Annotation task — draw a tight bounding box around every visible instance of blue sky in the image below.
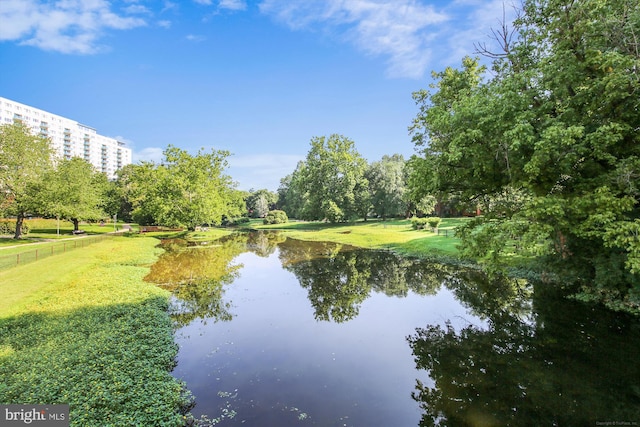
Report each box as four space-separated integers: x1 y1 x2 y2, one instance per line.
0 0 514 191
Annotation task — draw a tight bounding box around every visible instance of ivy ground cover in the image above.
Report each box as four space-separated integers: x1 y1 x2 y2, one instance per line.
0 235 191 426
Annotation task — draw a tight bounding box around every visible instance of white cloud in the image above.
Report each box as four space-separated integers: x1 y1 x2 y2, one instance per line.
193 0 213 5
219 0 247 11
157 20 172 29
228 154 304 191
123 4 151 15
259 0 448 79
258 0 519 79
132 147 164 163
186 34 206 42
161 1 179 13
0 0 147 54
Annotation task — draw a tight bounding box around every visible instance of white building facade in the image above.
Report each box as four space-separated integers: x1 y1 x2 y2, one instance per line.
0 97 132 180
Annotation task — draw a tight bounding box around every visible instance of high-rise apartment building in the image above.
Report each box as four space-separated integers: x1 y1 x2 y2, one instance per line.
0 97 132 180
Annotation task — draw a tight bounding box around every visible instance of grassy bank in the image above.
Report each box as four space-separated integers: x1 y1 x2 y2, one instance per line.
0 218 136 250
254 218 469 258
0 235 191 426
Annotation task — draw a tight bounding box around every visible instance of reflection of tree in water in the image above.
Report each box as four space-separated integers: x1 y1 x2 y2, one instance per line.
445 269 533 320
277 239 370 322
245 231 286 257
278 239 455 322
144 235 249 327
408 282 640 426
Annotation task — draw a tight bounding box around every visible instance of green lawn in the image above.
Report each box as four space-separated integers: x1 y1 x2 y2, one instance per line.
253 217 471 258
0 218 137 247
0 234 191 426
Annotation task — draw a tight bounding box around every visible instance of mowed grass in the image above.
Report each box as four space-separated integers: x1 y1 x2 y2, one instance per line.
0 218 137 249
0 235 191 426
254 217 470 257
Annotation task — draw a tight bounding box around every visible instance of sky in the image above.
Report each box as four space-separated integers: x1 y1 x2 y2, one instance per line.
0 0 515 191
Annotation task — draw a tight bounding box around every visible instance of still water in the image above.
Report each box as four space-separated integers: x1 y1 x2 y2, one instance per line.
145 232 640 426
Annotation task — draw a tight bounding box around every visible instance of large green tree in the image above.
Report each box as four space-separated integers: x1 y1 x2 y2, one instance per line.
410 0 640 312
119 146 242 230
366 154 408 219
277 161 308 219
301 134 370 222
115 162 159 225
39 157 110 231
0 122 54 238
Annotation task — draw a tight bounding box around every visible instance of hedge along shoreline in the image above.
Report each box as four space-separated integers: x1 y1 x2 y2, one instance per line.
0 235 193 426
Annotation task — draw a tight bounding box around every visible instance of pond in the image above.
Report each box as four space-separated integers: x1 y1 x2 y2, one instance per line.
145 232 640 426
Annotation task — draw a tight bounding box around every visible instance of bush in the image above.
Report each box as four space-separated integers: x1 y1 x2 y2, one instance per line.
0 219 30 236
411 217 429 230
263 210 288 225
323 201 345 223
427 217 442 229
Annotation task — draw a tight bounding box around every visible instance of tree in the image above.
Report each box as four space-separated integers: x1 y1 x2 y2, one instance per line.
0 122 54 238
366 154 408 219
246 189 278 218
277 161 308 219
301 134 370 222
100 179 123 220
159 146 243 229
409 0 640 312
39 157 109 231
115 162 160 226
119 146 242 230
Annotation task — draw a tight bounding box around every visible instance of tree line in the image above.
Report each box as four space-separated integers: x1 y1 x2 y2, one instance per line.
0 124 435 239
277 134 435 222
0 123 249 238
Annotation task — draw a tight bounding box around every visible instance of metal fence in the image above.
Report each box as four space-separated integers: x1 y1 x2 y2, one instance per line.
0 234 113 270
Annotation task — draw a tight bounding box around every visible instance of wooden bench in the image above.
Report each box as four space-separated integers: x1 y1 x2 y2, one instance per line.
140 226 162 233
140 226 184 233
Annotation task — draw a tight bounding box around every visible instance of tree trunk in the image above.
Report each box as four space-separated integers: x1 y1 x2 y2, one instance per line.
13 212 24 239
72 218 79 231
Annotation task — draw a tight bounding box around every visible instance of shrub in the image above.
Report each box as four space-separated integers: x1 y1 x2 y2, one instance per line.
264 210 288 225
427 217 442 229
411 217 429 230
0 219 29 236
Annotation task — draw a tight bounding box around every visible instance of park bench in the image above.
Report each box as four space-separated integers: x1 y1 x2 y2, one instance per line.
139 226 184 233
140 226 162 233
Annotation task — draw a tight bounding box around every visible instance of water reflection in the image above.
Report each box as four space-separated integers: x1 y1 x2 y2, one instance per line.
408 282 640 426
145 232 640 426
144 235 248 327
278 239 452 322
244 231 287 257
